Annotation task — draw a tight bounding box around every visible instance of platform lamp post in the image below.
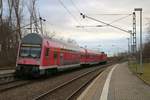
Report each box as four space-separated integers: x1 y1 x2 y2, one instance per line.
134 8 143 74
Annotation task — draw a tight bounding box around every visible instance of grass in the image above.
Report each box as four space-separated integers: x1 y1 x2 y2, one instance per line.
128 61 150 85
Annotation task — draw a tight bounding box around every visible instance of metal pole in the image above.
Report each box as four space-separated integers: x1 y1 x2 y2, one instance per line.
130 32 132 54
39 17 46 36
127 38 130 55
132 12 137 54
127 38 130 64
140 10 143 74
134 8 143 74
40 17 43 35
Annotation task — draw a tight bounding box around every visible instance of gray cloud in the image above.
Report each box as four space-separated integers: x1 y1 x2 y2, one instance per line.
37 0 150 56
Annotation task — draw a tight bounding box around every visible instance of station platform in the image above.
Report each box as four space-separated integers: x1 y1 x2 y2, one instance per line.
0 69 15 75
77 62 150 100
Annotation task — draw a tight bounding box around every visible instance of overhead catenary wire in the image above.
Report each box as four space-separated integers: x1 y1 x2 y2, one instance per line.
80 13 132 34
109 14 132 24
5 18 44 39
57 0 80 25
70 0 81 13
87 13 132 16
76 14 132 28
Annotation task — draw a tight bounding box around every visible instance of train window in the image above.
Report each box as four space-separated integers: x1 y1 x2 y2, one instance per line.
54 51 57 59
81 54 84 58
30 48 41 58
20 47 41 58
45 48 49 56
20 47 30 57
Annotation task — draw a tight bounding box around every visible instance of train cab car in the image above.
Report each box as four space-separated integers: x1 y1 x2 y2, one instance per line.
16 33 82 77
15 33 43 77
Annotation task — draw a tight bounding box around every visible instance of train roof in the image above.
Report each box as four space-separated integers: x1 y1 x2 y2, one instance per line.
21 33 106 55
45 38 81 51
22 33 42 44
86 49 102 55
22 33 82 51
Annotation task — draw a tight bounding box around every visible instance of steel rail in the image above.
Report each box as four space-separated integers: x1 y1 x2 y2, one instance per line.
33 64 110 100
0 80 31 92
65 68 105 100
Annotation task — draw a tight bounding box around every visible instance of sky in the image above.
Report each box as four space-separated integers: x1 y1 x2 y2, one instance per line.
36 0 150 56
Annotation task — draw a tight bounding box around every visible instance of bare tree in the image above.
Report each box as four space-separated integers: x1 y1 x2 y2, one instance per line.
67 38 77 45
0 0 41 66
146 20 150 42
27 0 39 33
0 0 24 66
7 0 14 24
13 0 24 39
0 0 3 22
142 19 150 62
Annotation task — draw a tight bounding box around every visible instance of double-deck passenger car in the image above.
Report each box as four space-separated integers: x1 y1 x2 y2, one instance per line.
16 33 107 77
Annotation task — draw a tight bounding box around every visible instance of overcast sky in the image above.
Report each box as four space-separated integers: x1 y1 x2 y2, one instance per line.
37 0 150 56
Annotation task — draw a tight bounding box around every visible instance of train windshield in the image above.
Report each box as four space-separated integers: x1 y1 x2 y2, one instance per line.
20 47 41 58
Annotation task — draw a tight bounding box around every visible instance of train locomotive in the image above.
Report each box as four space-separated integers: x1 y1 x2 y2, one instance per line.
15 33 107 77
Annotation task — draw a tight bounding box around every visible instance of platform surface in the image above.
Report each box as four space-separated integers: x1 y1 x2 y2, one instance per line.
0 69 15 75
77 63 150 100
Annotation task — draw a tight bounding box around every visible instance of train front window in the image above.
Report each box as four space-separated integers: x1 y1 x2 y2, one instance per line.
20 47 41 58
20 47 30 57
30 48 41 58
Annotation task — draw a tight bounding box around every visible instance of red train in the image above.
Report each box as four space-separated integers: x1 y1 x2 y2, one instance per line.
15 33 107 77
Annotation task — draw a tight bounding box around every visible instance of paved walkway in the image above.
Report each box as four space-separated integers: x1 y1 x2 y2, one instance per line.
77 63 150 100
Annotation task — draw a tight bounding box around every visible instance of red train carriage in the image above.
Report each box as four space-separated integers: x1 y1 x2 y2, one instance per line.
80 49 107 65
100 52 107 64
16 33 107 77
80 48 86 64
16 33 82 77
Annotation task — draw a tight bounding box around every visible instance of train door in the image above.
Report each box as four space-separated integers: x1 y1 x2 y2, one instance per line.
45 48 50 65
54 49 58 65
60 52 63 65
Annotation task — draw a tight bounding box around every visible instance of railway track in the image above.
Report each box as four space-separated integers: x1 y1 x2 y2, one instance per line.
0 79 31 92
0 72 14 78
0 67 15 70
0 63 112 100
0 71 32 93
33 65 108 100
0 72 15 84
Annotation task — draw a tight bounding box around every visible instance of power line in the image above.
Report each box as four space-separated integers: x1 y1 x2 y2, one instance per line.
70 0 81 13
76 14 132 28
57 0 80 25
76 25 104 28
6 18 45 39
109 14 132 24
80 13 131 34
87 13 132 16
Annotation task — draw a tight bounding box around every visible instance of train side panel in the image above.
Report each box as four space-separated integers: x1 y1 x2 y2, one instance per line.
16 33 107 77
